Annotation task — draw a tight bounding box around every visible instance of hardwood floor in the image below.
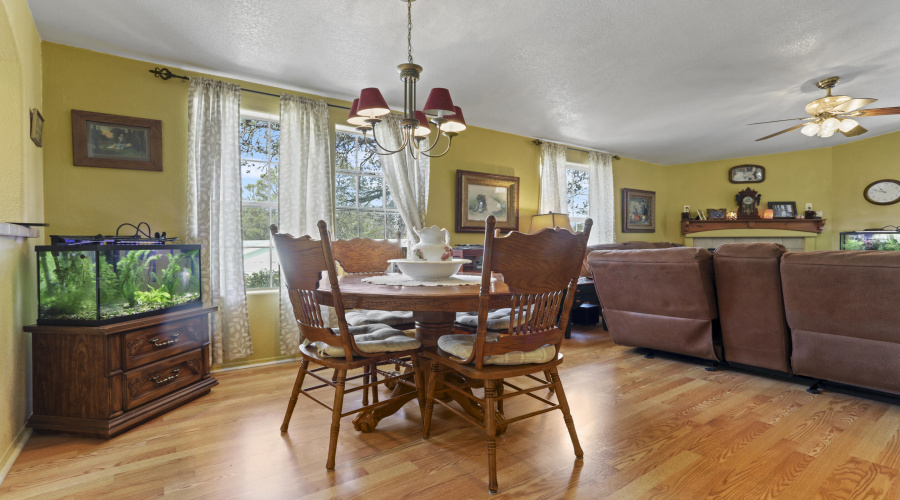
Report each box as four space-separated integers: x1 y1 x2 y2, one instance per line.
4 325 900 499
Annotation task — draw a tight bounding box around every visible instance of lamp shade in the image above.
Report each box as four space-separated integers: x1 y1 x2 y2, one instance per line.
357 88 391 118
423 88 455 117
529 212 573 233
441 106 467 133
839 118 859 133
763 209 774 219
347 99 369 127
413 110 431 137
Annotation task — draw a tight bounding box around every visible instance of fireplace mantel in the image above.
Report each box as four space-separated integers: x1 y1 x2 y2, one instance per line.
682 219 826 235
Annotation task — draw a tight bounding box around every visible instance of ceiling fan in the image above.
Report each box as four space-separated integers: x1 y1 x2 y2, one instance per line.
751 76 900 141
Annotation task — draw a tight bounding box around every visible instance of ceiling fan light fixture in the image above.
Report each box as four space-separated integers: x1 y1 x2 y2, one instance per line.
801 122 820 137
838 118 859 133
818 127 835 138
821 117 841 132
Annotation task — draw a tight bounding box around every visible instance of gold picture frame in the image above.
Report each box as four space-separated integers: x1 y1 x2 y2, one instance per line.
456 170 520 233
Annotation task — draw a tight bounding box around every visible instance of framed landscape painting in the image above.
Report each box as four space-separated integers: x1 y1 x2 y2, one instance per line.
622 188 656 233
72 110 162 171
456 170 519 233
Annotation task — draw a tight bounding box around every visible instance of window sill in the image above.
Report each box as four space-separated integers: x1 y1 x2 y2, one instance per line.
247 288 279 296
0 223 40 239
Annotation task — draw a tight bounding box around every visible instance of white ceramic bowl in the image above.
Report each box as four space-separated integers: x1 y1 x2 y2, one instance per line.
388 258 471 281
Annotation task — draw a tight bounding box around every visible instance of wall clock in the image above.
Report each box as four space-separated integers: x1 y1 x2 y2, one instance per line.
864 179 900 205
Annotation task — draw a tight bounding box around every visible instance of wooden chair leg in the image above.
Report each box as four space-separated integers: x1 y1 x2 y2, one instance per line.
497 379 504 414
281 359 310 433
371 364 379 404
544 370 556 393
362 364 370 406
326 369 347 471
411 352 426 424
423 361 440 439
484 379 499 494
550 366 583 458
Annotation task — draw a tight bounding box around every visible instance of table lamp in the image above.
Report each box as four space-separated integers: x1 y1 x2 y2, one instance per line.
529 212 573 233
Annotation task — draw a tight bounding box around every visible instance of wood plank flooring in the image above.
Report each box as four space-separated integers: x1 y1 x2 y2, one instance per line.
4 325 900 499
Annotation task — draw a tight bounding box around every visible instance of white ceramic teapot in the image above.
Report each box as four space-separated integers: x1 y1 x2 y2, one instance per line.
410 226 453 261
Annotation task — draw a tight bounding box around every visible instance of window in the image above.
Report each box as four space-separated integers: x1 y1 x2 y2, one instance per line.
240 117 280 289
565 163 589 232
334 128 405 240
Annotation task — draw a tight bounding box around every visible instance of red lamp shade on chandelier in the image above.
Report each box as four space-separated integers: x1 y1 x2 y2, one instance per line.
423 88 455 117
441 106 467 133
346 99 368 127
356 88 391 118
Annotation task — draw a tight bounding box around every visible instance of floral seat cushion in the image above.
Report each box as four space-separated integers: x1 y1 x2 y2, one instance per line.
313 324 421 358
345 309 414 327
455 308 513 331
437 332 556 366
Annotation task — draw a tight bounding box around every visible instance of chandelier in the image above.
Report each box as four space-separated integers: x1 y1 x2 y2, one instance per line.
346 0 466 158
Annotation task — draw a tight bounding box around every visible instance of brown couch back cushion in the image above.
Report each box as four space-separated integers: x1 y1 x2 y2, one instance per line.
588 247 720 361
580 241 682 277
714 243 790 373
781 250 900 393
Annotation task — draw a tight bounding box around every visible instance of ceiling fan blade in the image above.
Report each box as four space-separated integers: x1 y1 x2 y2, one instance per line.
857 106 900 117
840 124 868 137
831 98 877 113
755 123 806 141
748 117 810 125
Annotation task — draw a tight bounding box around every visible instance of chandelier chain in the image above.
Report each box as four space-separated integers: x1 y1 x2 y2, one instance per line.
407 0 413 64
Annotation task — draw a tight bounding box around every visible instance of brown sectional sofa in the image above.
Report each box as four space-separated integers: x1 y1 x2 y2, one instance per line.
587 243 900 398
580 241 682 278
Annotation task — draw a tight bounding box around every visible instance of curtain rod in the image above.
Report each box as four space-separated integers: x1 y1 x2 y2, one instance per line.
149 67 352 110
531 139 620 160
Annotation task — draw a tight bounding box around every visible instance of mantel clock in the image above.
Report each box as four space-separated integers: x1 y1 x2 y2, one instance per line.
735 188 762 219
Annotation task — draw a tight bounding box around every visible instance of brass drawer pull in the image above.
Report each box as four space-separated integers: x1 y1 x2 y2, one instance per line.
148 333 180 348
150 368 181 385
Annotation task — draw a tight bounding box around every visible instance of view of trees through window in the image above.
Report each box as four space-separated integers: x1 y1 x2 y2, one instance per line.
334 130 404 240
240 118 280 289
566 166 589 231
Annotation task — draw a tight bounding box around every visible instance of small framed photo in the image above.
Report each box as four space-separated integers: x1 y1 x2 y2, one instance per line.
706 208 727 220
456 170 520 233
622 188 656 233
30 108 44 147
729 164 765 183
71 110 162 171
768 201 797 219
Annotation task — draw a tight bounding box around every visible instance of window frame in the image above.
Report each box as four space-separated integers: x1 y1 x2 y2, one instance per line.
240 113 280 290
565 162 590 232
333 125 404 240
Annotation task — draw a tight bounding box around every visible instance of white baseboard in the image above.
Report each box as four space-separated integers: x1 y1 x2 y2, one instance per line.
0 426 32 486
212 356 300 374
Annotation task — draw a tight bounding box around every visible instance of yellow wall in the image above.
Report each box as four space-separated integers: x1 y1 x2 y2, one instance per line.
40 43 665 365
664 131 900 250
0 0 42 476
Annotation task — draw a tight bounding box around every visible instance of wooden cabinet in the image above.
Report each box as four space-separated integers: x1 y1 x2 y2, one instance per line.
24 307 218 438
452 247 484 273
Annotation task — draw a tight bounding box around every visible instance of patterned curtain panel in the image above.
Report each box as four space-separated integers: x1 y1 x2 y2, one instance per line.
373 113 430 242
588 151 615 244
539 141 568 214
278 94 334 355
186 77 252 364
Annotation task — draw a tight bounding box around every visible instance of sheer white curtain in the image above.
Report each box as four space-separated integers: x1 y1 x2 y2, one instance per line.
373 113 430 242
588 151 615 244
186 77 252 364
278 94 334 355
539 141 568 215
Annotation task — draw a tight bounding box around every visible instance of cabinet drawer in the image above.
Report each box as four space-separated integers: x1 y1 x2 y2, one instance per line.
123 316 205 370
124 349 203 410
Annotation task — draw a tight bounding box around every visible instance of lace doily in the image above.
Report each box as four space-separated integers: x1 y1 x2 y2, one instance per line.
362 273 494 287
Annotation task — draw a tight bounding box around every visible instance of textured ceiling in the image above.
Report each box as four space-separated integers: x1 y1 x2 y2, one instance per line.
27 0 900 165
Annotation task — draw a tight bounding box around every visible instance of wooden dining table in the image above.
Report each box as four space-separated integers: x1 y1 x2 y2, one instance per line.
316 273 512 432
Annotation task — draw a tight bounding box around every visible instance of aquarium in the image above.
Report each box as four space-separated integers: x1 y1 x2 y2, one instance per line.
840 230 900 251
36 244 202 325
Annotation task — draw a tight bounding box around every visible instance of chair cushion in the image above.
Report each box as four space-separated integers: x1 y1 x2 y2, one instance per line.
455 308 513 331
345 309 414 327
437 333 556 365
314 324 421 358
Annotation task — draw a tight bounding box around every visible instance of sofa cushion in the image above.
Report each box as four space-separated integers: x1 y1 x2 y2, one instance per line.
345 309 414 327
713 243 791 373
580 241 682 277
437 333 556 365
314 324 420 358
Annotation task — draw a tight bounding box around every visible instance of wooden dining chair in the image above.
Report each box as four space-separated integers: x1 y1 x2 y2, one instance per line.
422 215 592 494
271 222 426 470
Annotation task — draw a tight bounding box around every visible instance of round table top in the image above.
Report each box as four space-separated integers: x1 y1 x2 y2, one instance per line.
316 274 512 312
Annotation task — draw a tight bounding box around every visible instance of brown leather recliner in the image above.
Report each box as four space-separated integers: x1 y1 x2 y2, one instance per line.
714 243 791 373
587 247 722 361
580 241 683 278
781 251 900 394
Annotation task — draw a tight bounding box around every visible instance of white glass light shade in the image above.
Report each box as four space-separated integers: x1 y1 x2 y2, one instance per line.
801 122 820 137
838 118 859 133
821 117 841 132
818 127 835 138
